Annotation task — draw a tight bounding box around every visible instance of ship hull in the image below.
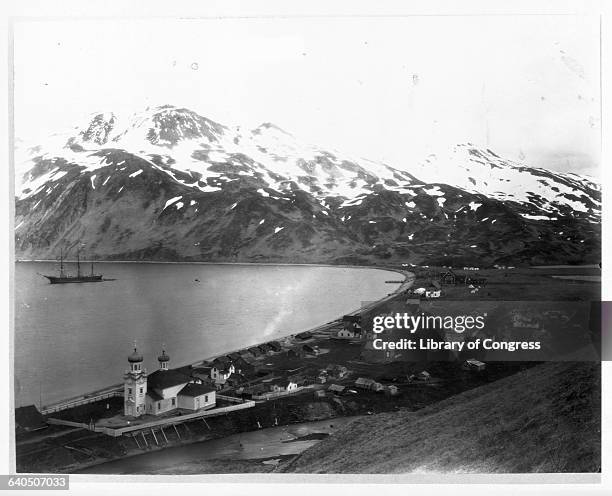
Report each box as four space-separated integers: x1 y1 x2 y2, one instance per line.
44 275 104 284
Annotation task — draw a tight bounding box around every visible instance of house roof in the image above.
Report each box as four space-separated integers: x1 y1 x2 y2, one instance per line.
179 383 216 398
212 356 231 365
15 405 46 432
227 373 247 384
193 366 212 374
466 359 485 366
147 369 191 391
328 384 345 392
355 377 375 385
214 364 234 374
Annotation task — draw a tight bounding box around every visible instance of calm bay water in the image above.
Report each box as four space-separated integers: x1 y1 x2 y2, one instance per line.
15 262 399 407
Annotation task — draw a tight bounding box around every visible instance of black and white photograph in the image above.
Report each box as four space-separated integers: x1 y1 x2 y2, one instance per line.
5 0 610 490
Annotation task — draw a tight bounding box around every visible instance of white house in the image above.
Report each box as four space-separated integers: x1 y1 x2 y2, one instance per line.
337 328 358 339
177 383 216 411
271 380 298 393
211 363 236 385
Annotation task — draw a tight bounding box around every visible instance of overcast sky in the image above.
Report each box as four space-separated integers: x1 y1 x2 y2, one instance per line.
13 15 600 176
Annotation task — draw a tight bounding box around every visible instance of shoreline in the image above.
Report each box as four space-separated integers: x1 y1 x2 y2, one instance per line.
19 265 414 473
34 263 412 413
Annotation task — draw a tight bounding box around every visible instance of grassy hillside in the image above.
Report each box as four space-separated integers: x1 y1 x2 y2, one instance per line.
281 361 600 473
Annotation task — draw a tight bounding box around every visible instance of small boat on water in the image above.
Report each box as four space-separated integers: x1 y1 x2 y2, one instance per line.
42 250 103 284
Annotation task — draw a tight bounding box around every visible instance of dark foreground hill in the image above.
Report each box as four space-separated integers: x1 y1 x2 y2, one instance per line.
281 361 600 473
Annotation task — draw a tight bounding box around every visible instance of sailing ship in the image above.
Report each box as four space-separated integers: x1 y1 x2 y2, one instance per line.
42 250 103 284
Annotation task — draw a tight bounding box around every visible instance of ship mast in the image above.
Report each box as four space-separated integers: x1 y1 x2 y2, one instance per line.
59 249 65 278
76 250 81 278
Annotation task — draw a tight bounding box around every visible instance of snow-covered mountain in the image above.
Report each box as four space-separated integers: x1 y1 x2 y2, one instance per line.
14 105 600 265
413 144 600 222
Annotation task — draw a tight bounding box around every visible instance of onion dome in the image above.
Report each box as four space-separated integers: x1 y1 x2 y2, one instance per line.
128 347 143 363
158 349 170 363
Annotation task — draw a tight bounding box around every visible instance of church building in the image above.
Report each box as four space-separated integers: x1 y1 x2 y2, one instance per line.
124 346 216 418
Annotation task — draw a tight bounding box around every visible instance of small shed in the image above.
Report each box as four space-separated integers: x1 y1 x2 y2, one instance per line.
417 370 431 381
439 269 457 285
425 288 441 299
268 341 282 352
302 344 317 355
287 348 305 359
328 384 346 395
248 347 263 357
462 359 486 372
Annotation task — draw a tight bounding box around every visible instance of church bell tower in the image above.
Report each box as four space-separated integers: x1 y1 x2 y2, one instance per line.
124 345 147 417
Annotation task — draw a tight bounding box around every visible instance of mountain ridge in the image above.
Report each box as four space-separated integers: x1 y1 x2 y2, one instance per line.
14 105 601 265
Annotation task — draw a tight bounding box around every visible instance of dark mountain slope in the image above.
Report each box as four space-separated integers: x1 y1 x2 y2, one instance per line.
281 361 600 473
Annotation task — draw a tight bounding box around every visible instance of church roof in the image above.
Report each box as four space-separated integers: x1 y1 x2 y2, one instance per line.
147 369 190 391
128 347 143 363
179 383 216 398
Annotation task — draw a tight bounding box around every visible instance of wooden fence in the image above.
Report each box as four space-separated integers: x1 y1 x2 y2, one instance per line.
48 400 256 437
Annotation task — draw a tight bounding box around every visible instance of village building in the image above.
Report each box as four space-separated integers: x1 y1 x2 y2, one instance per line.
439 268 459 285
211 363 236 385
425 288 441 298
270 380 298 393
409 370 431 382
462 359 486 372
233 357 258 376
247 347 263 357
287 348 305 359
302 344 318 355
226 372 248 388
337 327 359 339
268 341 282 352
123 347 216 418
191 365 213 383
354 377 384 392
287 374 308 386
325 364 349 379
328 384 346 395
257 343 274 354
